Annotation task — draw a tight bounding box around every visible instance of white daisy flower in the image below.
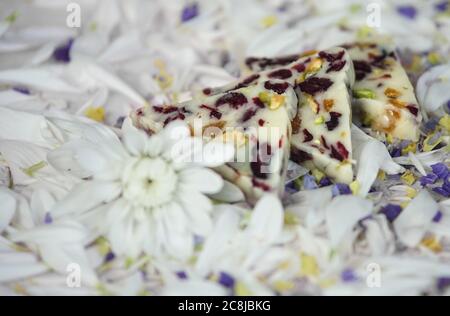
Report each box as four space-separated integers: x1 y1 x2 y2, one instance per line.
49 119 234 260
162 194 299 296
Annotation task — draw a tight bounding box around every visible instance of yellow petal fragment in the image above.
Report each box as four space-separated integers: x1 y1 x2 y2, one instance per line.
84 106 105 122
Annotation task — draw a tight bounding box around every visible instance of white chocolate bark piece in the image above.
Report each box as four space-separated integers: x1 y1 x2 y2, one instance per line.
345 42 422 141
290 49 355 184
132 81 298 204
230 47 355 183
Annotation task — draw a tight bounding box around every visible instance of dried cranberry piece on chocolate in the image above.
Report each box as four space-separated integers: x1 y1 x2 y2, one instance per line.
253 97 265 108
200 104 222 119
264 81 289 94
246 54 299 70
215 92 248 108
292 63 306 72
153 105 179 114
241 108 258 122
303 129 313 142
252 178 271 191
327 60 346 73
353 60 372 81
330 141 349 161
325 111 342 131
235 74 260 89
268 69 293 79
319 50 345 62
290 147 312 164
370 50 389 68
321 135 329 149
250 142 273 179
297 77 333 95
406 104 418 117
163 113 186 127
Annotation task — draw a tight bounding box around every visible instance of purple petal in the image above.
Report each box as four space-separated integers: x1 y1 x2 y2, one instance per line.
218 272 235 288
431 163 449 179
419 173 438 186
105 252 116 262
341 269 357 282
380 204 402 222
319 177 332 187
433 210 443 223
176 271 188 279
181 3 199 22
390 147 402 158
435 1 449 12
332 183 351 197
433 187 450 197
303 174 318 190
53 38 74 63
12 86 30 95
397 5 417 19
44 212 53 224
437 277 450 291
424 118 439 132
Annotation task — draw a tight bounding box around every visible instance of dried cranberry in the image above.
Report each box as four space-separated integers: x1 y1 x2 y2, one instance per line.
243 73 260 85
200 104 222 119
241 108 258 122
245 57 259 69
330 141 349 161
253 97 265 108
291 114 301 134
321 135 329 149
153 105 178 114
319 50 344 62
258 119 265 126
327 60 346 73
181 107 191 114
250 143 273 179
246 54 299 70
250 160 267 179
252 178 271 191
353 60 372 81
370 50 388 68
235 74 260 89
153 106 163 113
203 88 212 95
406 104 418 116
216 92 248 108
290 147 312 164
303 129 313 142
292 63 306 72
297 77 333 95
325 111 342 131
163 113 185 127
268 69 293 79
264 81 289 94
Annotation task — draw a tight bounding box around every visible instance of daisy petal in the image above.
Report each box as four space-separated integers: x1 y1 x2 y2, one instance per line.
51 181 122 218
180 168 223 194
0 188 16 233
326 195 373 247
393 190 438 247
246 194 283 243
208 180 245 203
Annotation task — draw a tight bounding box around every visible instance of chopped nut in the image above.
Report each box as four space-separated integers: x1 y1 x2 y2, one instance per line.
323 99 334 111
384 87 401 98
